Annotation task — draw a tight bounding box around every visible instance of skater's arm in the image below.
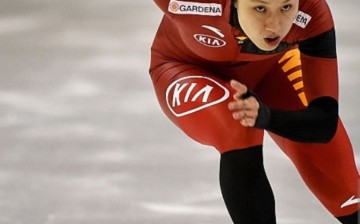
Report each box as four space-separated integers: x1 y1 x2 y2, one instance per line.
265 97 338 143
263 28 339 143
228 81 338 143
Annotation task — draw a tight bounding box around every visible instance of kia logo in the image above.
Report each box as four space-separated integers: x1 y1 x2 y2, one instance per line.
194 34 227 48
166 76 230 117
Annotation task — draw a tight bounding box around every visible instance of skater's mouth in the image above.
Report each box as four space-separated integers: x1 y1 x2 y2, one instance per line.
264 36 280 47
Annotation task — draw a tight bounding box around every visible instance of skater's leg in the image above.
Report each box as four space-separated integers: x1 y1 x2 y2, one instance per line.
337 211 359 224
255 48 360 222
220 146 276 224
269 119 360 221
150 56 265 153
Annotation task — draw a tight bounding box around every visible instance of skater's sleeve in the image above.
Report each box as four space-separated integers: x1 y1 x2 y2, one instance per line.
263 31 339 143
260 97 338 143
287 0 339 103
298 0 338 104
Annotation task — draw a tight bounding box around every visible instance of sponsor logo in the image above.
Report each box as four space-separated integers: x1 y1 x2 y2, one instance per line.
236 36 248 45
168 0 222 16
341 195 360 208
166 76 230 117
201 25 224 37
293 11 312 28
194 34 226 47
194 25 227 48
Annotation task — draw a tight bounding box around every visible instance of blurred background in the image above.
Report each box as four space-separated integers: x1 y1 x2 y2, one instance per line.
0 0 358 223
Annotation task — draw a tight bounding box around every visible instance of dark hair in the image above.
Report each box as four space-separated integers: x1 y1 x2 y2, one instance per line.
230 0 241 29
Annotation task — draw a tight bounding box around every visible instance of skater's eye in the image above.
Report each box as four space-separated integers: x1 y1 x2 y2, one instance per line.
281 4 293 11
255 6 266 13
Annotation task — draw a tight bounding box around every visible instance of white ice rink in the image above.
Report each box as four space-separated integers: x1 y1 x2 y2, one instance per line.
0 0 359 223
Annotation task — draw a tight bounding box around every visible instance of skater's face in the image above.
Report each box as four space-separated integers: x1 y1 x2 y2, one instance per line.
235 0 299 51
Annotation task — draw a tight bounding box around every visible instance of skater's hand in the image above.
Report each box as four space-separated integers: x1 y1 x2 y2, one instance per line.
228 80 259 127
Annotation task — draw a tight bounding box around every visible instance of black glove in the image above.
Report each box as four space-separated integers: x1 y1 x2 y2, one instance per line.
240 90 271 129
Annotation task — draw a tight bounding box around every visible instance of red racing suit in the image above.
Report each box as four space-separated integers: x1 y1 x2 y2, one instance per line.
149 0 359 217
